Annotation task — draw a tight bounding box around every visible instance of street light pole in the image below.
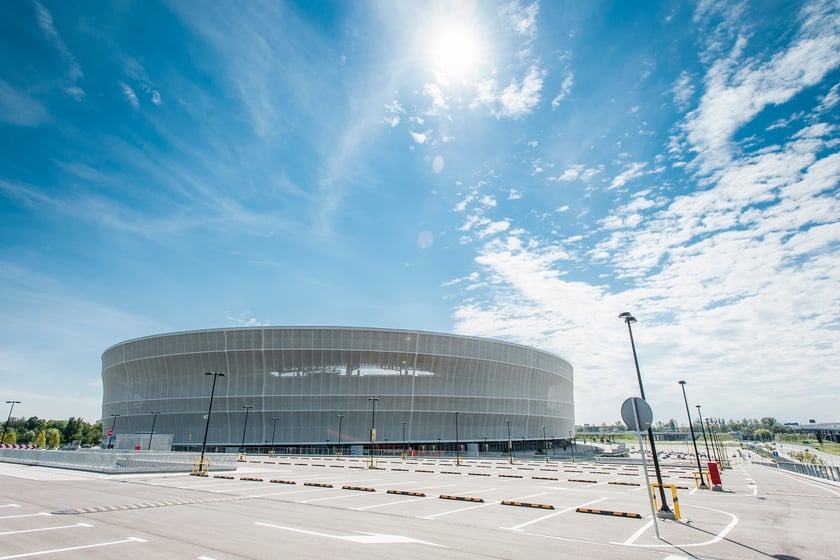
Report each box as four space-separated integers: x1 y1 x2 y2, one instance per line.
401 421 407 459
2 400 21 444
619 312 673 517
706 418 723 464
199 372 225 473
240 405 253 452
270 416 278 450
148 411 160 451
678 381 707 489
336 414 344 456
542 425 548 462
454 411 460 465
505 419 513 464
368 397 379 468
569 430 575 462
696 405 712 461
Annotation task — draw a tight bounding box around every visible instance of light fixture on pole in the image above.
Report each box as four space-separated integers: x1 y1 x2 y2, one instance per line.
368 397 379 468
199 372 225 473
619 311 673 518
2 400 21 444
240 405 254 452
148 411 160 451
678 381 707 489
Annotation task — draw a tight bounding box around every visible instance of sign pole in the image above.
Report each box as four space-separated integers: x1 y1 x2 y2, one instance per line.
633 400 661 540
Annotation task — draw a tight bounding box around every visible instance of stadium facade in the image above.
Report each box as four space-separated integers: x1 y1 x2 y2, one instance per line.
101 327 574 452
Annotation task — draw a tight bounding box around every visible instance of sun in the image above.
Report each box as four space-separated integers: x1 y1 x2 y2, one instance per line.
425 21 486 83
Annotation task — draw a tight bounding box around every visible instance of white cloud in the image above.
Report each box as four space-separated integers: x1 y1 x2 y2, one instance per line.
607 162 648 190
34 1 84 89
551 72 574 108
119 82 140 109
150 90 162 105
473 66 545 119
410 130 430 144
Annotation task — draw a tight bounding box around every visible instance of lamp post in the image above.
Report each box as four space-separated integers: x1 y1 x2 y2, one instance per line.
706 418 723 464
542 425 548 462
148 411 160 451
109 414 120 449
199 372 225 473
240 405 253 452
401 421 407 459
619 312 673 517
368 397 379 468
678 381 707 489
696 405 712 462
270 416 278 450
336 414 344 456
454 411 460 465
2 400 21 444
569 430 575 462
505 419 513 463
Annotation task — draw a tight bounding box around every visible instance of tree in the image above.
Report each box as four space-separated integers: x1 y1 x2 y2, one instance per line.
753 428 773 441
46 428 61 448
2 430 16 444
34 430 46 448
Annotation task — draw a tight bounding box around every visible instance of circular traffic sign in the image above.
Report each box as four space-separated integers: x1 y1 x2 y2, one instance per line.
107 430 113 437
621 397 653 432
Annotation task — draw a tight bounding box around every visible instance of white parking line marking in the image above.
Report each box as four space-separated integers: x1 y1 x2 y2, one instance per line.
504 497 608 532
777 472 840 497
0 522 93 536
418 500 500 519
255 522 446 547
0 536 146 559
618 505 739 548
0 505 20 509
0 513 50 520
352 495 440 511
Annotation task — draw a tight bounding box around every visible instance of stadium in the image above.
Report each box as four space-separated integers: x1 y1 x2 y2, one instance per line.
101 327 574 454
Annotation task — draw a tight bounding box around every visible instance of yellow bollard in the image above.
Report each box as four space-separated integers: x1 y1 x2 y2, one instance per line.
650 483 681 520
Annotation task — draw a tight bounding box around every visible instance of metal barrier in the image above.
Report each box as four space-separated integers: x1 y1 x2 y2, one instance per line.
770 461 840 483
0 449 237 473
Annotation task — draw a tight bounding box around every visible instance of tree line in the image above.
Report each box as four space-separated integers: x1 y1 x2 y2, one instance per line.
1 416 103 447
581 416 794 441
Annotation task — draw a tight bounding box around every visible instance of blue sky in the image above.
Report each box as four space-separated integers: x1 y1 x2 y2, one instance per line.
1 0 838 427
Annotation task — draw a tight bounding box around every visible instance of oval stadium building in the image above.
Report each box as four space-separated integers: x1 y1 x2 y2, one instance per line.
101 327 574 452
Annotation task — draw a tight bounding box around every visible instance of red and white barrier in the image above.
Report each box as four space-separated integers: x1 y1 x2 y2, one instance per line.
0 444 37 449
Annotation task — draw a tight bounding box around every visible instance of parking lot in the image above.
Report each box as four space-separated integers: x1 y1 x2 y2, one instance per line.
1 453 838 559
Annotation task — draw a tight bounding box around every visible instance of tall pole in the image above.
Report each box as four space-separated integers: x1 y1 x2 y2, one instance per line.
569 430 575 462
696 405 712 461
505 419 512 463
454 411 460 465
148 411 160 451
240 405 253 451
336 414 344 456
401 421 407 459
199 372 225 472
270 416 278 449
619 312 672 516
542 425 548 463
368 397 378 468
706 418 722 464
2 401 21 444
678 381 707 489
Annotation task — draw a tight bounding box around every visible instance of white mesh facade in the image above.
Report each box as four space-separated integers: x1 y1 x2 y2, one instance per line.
101 327 574 448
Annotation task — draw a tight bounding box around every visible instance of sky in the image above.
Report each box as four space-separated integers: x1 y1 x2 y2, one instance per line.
0 0 838 428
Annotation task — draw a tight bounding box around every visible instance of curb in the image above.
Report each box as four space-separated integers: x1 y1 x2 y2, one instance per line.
439 494 484 503
303 482 333 488
387 489 426 497
576 507 642 519
501 500 555 509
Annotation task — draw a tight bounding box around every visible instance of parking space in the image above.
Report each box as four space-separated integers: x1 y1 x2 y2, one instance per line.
1 455 838 559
